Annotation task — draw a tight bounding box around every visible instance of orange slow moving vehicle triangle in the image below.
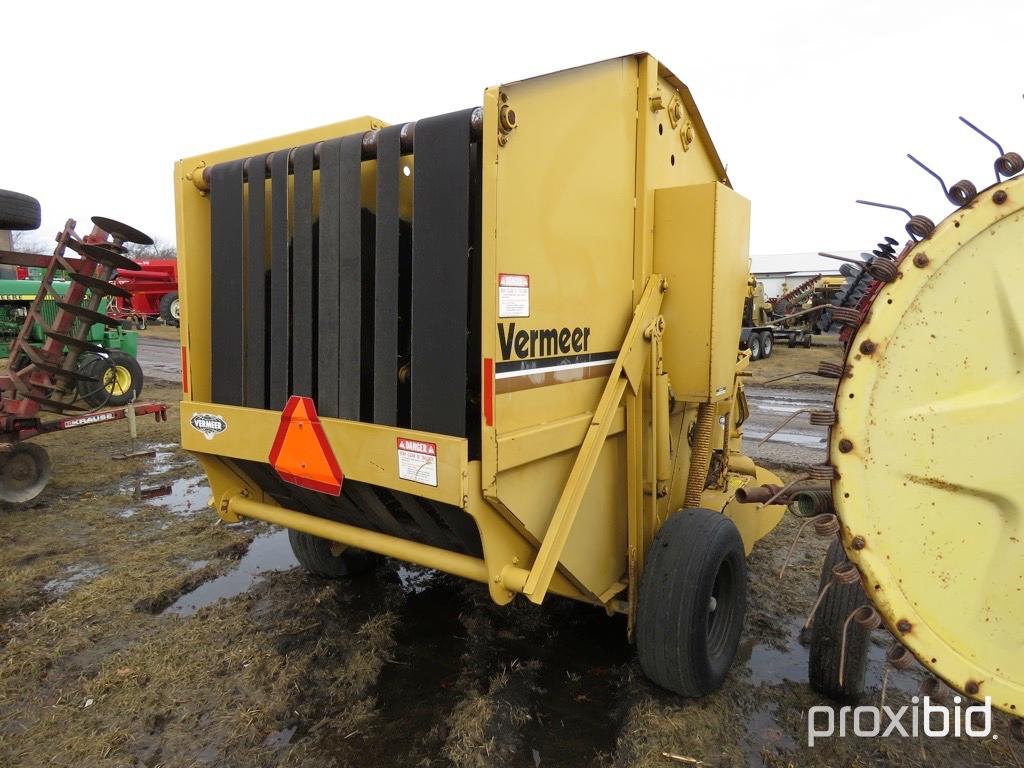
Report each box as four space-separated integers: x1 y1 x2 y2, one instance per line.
268 396 344 496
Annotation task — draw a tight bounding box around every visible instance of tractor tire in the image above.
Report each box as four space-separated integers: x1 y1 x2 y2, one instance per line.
760 331 774 359
637 508 747 697
0 189 41 231
749 334 762 361
808 538 870 703
81 351 144 407
159 291 180 326
287 529 381 578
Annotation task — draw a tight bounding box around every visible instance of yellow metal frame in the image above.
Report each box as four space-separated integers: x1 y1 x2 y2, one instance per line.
834 177 1024 714
174 54 784 625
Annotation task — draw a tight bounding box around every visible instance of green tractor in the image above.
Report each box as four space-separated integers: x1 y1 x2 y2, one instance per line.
0 279 143 407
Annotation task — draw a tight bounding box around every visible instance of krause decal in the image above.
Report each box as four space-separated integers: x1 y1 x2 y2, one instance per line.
397 438 438 487
190 412 227 440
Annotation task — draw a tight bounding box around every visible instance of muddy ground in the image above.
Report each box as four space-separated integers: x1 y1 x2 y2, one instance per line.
0 332 1020 767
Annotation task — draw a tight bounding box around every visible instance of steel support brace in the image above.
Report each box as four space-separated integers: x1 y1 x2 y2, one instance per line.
516 275 666 604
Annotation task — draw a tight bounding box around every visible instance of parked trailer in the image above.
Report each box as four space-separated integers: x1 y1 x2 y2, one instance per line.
108 258 179 328
175 54 789 696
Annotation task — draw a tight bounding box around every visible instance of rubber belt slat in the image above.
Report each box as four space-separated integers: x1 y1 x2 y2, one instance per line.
316 139 342 418
245 153 268 409
373 125 403 426
410 109 474 436
209 159 246 406
268 150 291 409
337 135 364 421
291 144 315 398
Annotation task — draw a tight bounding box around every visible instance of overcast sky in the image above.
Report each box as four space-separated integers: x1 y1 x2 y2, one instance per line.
6 1 1023 260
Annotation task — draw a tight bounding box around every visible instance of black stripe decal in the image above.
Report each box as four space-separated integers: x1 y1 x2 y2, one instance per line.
494 351 618 375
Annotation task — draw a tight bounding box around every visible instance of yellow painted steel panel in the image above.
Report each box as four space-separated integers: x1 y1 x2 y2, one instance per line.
834 178 1024 715
180 401 468 508
653 183 750 403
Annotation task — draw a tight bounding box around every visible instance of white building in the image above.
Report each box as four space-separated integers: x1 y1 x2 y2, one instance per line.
751 251 865 299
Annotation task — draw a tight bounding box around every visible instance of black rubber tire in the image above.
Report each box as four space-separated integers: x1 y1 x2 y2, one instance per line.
759 331 774 359
0 189 41 231
748 334 762 361
287 529 381 578
803 334 813 348
159 292 180 325
808 538 870 703
637 508 748 697
80 350 144 407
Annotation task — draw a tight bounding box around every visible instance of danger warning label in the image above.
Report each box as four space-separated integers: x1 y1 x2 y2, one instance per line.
397 438 438 487
499 273 530 318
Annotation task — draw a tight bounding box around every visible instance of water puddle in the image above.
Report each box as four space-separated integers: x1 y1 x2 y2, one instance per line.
162 530 298 617
396 564 436 594
737 618 924 696
43 563 104 597
143 475 210 513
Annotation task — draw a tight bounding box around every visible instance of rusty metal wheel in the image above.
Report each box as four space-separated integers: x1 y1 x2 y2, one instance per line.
0 443 51 503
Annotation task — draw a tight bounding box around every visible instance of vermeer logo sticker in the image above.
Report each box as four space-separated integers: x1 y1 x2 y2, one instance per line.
190 413 227 440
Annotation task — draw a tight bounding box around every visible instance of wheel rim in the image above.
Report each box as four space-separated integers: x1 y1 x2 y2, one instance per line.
0 444 50 502
170 298 180 319
706 557 736 658
763 336 773 355
104 365 133 395
750 339 760 357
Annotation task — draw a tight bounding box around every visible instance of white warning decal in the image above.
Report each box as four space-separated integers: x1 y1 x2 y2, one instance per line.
397 438 438 487
498 273 530 318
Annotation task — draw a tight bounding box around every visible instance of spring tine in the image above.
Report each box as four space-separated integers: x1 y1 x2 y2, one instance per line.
839 606 881 686
887 643 914 670
818 251 864 266
757 408 810 447
856 199 934 241
959 115 1007 183
920 676 949 704
817 361 844 379
907 153 950 196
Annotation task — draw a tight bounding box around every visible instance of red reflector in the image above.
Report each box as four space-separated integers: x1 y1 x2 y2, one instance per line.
483 357 494 427
268 396 344 496
181 346 189 394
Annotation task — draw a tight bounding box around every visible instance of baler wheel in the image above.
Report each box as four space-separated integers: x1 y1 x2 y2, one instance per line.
808 538 870 702
749 334 762 361
287 529 381 578
760 331 774 359
0 443 51 503
159 292 180 325
80 351 144 408
636 508 747 697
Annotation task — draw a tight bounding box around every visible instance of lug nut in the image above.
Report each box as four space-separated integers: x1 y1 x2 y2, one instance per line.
897 619 912 633
966 680 981 695
994 190 1008 205
913 253 930 268
859 340 876 355
838 438 854 453
851 535 866 550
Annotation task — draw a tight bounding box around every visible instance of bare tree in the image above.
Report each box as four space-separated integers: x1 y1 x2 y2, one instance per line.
10 230 55 255
125 240 176 260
